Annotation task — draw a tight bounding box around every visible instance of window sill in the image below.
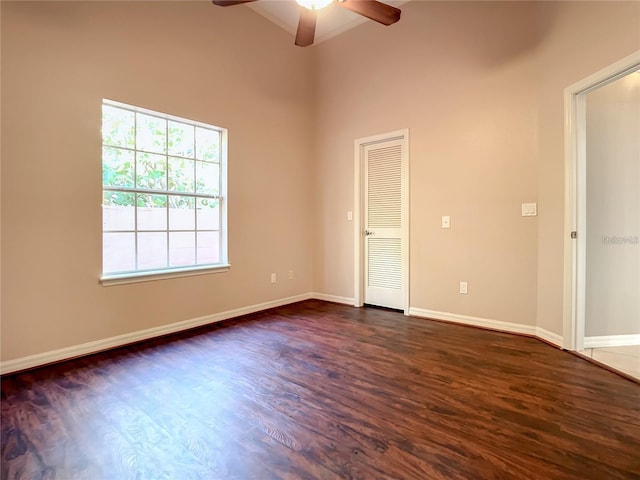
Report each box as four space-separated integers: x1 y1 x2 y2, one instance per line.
100 264 231 286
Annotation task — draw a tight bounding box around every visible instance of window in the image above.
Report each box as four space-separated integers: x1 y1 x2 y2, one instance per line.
101 99 228 284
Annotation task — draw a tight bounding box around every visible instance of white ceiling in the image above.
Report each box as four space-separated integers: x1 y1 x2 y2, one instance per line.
248 0 409 45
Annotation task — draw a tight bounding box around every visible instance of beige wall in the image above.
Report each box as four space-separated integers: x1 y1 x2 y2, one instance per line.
1 1 315 362
2 1 639 364
314 1 640 332
315 1 541 325
585 72 640 337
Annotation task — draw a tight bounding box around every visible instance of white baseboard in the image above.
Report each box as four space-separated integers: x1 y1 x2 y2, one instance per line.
0 293 313 375
310 292 355 305
584 334 640 348
409 307 538 337
409 307 566 348
1 294 566 375
535 327 564 348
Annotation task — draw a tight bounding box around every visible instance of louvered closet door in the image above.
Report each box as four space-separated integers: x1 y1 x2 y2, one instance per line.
364 139 404 309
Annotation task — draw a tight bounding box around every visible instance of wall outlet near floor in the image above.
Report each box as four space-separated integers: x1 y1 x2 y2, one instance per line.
288 270 294 280
459 281 468 294
271 273 277 284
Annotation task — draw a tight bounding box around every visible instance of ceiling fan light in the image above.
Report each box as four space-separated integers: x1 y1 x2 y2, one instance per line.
296 0 332 10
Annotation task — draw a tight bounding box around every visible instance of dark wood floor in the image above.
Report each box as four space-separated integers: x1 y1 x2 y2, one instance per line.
2 300 639 479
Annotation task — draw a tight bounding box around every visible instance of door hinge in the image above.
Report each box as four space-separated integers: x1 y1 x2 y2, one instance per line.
571 231 577 239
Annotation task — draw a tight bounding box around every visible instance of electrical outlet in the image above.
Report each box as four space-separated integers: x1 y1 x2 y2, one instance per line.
459 281 468 294
271 273 276 284
288 270 294 280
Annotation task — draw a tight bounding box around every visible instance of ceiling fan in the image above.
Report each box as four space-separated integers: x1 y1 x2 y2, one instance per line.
211 0 402 47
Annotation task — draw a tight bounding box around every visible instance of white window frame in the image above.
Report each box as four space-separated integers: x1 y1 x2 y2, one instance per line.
100 99 229 286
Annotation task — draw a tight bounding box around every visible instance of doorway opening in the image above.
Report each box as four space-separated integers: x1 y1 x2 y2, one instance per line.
563 52 640 379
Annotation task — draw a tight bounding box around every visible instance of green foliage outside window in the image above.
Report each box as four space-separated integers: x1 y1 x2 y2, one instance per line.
102 105 220 210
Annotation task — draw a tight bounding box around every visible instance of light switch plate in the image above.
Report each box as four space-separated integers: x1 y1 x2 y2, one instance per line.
521 203 537 217
441 215 451 229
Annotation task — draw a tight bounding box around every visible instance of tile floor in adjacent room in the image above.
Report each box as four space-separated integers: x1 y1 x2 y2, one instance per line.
580 345 640 380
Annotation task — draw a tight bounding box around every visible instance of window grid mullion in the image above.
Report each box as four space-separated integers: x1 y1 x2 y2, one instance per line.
134 114 139 271
105 143 215 164
104 186 218 200
194 207 199 267
194 126 199 265
165 120 170 269
105 229 215 234
166 202 170 270
217 142 222 249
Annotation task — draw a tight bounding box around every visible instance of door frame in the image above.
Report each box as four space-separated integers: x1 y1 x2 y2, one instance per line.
562 51 640 350
354 129 410 315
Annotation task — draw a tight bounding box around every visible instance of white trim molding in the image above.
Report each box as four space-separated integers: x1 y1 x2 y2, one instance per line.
584 334 640 349
101 264 231 286
0 293 313 375
409 307 537 336
535 327 564 348
311 293 355 305
409 308 564 347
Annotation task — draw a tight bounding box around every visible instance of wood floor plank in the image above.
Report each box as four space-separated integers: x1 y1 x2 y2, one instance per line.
2 300 639 479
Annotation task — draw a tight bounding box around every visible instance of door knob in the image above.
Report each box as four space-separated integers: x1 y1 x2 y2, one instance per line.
364 230 375 236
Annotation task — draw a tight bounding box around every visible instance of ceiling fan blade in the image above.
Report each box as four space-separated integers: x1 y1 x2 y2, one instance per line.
211 0 258 6
338 0 401 26
295 7 317 47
